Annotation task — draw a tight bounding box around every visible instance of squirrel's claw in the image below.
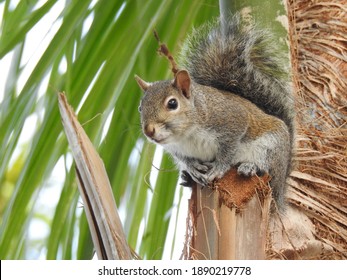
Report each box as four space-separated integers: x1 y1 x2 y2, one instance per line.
180 171 194 187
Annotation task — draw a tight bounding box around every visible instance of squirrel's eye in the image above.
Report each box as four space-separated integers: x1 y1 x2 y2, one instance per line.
138 105 142 112
167 98 178 110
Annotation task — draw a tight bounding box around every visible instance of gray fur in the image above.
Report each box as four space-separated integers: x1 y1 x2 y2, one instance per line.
136 16 294 212
180 15 295 143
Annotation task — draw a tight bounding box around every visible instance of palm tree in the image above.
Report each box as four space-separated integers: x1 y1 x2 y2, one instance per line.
0 0 220 260
1 0 345 260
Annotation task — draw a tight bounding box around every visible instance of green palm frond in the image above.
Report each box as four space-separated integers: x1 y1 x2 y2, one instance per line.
0 0 219 259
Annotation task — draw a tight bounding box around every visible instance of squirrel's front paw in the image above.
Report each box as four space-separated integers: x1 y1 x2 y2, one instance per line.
189 170 209 187
190 160 213 174
183 160 228 187
192 165 226 186
180 171 194 187
187 160 214 186
237 162 266 177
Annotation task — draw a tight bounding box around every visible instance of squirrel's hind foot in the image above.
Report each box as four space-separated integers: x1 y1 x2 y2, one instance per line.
237 162 266 177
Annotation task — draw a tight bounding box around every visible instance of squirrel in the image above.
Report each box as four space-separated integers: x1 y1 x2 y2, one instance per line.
135 15 294 211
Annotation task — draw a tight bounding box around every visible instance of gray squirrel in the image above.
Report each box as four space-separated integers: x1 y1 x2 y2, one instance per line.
135 15 294 211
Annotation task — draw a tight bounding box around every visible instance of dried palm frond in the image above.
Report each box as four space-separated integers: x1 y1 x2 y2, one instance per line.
282 0 347 259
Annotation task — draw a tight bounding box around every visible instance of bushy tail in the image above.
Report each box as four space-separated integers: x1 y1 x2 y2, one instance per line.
180 15 295 136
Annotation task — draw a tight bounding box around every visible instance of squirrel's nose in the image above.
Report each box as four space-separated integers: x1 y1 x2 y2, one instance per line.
144 124 155 138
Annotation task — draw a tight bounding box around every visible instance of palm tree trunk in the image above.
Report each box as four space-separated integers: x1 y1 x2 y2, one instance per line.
189 170 271 260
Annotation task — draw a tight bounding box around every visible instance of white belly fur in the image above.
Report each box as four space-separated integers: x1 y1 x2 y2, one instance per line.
164 127 218 162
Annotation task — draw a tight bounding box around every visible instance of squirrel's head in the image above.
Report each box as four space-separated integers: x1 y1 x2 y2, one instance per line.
135 70 195 145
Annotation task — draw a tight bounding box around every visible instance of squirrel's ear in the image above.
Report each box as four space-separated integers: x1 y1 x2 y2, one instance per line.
135 75 151 92
173 70 191 98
